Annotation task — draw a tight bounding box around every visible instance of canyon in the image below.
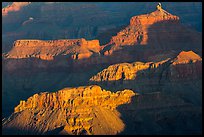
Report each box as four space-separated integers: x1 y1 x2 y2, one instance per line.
2 2 202 135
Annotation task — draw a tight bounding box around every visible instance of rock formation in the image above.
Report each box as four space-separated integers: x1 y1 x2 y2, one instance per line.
4 38 101 60
169 51 202 81
172 50 202 65
2 2 31 16
101 5 179 55
2 85 136 135
91 50 202 81
156 3 162 11
90 51 202 92
101 6 201 56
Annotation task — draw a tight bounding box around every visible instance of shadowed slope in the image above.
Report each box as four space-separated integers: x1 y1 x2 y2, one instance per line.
117 93 202 135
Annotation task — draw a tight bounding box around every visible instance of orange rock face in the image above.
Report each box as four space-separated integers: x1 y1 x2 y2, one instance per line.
172 51 202 65
129 9 179 26
2 2 31 16
3 85 135 135
5 38 101 60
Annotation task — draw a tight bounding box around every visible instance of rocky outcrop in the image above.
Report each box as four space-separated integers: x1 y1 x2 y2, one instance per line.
168 51 202 81
101 6 201 56
90 62 155 82
4 38 101 60
129 8 179 26
2 85 136 135
90 51 202 92
2 2 31 16
102 7 179 56
172 51 202 65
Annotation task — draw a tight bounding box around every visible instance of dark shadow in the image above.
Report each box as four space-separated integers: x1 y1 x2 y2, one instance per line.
2 125 66 135
146 20 202 55
116 92 202 135
44 126 65 135
95 25 127 45
2 127 38 135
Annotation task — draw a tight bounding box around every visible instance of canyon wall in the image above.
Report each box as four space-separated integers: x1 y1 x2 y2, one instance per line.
3 85 135 135
90 51 202 92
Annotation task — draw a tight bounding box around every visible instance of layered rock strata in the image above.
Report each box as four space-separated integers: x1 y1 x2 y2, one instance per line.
2 85 135 135
90 51 202 92
5 38 101 60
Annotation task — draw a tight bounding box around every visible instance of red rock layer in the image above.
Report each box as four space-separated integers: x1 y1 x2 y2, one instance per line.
2 2 31 16
5 38 101 60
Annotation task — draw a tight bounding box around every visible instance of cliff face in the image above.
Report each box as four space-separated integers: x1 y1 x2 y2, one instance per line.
2 85 135 135
112 8 179 46
102 7 201 56
5 38 101 60
129 9 179 26
101 8 179 56
2 2 31 16
2 38 102 72
90 51 202 92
